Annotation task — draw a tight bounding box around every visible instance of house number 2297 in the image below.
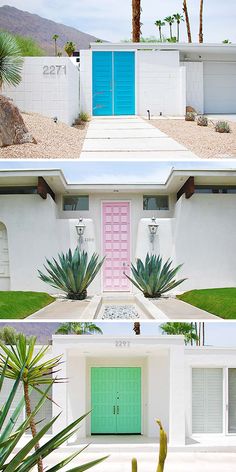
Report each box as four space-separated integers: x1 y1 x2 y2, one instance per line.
115 341 130 348
43 65 66 75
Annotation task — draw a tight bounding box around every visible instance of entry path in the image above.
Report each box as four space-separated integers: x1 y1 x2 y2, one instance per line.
80 116 200 161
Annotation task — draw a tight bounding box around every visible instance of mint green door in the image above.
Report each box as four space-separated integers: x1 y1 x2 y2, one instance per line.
91 367 141 434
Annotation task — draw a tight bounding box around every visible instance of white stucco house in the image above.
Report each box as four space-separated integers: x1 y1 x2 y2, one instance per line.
1 166 236 295
2 43 236 124
2 334 236 447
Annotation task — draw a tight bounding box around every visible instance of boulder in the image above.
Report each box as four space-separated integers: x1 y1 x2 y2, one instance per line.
0 95 36 147
186 105 197 114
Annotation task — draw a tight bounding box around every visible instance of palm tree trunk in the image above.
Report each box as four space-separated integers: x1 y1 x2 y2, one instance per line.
202 322 205 346
199 0 204 43
177 22 180 42
23 382 44 472
159 26 162 41
132 0 141 42
183 0 192 43
54 39 57 56
133 322 141 335
169 24 172 39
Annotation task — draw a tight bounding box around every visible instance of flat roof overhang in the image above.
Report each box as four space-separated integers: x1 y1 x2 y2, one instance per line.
1 168 236 195
89 42 236 55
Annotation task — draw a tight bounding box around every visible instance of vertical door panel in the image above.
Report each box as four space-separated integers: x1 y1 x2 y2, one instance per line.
91 368 117 433
192 368 223 434
116 367 141 433
102 202 130 291
92 52 113 116
114 52 135 115
228 368 236 433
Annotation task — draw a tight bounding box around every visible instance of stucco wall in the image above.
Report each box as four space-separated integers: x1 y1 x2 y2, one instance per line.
173 194 236 290
3 57 80 125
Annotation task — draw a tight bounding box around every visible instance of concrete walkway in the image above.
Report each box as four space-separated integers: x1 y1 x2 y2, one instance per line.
80 116 200 161
152 297 219 320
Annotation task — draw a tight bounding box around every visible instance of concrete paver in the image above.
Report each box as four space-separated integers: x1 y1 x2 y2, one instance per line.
81 116 200 161
152 297 219 320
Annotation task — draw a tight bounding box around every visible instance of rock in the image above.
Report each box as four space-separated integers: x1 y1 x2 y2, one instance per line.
186 105 197 114
0 95 36 147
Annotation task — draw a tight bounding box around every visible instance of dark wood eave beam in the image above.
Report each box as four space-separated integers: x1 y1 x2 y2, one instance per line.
177 176 195 201
37 177 55 201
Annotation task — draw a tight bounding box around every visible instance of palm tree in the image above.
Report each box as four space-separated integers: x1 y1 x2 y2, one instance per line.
164 16 174 39
133 322 141 335
0 334 63 472
199 0 204 43
154 20 165 41
183 0 192 43
64 41 76 57
160 322 199 346
132 0 141 42
52 34 59 56
56 322 103 335
173 13 184 42
0 31 23 90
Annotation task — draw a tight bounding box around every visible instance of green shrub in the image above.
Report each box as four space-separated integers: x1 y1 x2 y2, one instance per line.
125 254 186 298
215 120 231 133
197 115 208 127
38 248 105 300
80 111 90 122
15 34 45 56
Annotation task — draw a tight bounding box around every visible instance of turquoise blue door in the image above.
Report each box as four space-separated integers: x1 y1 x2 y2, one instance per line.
114 52 135 115
91 367 141 434
92 52 135 116
92 52 112 116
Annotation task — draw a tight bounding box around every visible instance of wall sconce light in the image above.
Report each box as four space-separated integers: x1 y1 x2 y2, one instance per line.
148 216 159 250
75 218 86 248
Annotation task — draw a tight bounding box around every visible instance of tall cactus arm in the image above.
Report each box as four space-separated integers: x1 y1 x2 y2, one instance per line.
156 419 167 472
132 457 138 472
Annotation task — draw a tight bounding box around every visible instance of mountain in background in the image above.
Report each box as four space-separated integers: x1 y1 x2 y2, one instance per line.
0 5 103 54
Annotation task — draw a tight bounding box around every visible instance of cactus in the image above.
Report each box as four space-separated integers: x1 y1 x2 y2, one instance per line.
156 420 167 472
132 457 138 472
185 111 196 121
197 115 208 127
215 120 231 133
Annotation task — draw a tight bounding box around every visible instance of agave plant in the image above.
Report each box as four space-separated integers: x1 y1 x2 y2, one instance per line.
0 358 108 471
0 31 23 89
38 248 105 300
125 254 187 298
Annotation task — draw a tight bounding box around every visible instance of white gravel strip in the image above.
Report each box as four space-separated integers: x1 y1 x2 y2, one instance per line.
151 118 236 158
0 112 88 159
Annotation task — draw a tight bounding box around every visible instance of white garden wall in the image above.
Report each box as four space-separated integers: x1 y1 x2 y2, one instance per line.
173 194 236 290
184 62 204 113
3 57 80 125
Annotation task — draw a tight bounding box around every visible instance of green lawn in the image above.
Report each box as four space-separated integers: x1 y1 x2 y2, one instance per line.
177 288 236 319
0 292 55 319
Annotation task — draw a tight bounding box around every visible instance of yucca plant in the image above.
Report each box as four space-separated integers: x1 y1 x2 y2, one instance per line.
0 358 108 471
0 31 23 90
125 254 187 298
38 248 105 300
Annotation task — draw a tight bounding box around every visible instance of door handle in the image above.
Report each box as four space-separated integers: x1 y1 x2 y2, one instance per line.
113 405 116 415
117 405 119 415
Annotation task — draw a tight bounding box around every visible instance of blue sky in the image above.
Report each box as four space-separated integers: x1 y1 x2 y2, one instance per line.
1 160 236 184
1 0 235 43
1 321 236 347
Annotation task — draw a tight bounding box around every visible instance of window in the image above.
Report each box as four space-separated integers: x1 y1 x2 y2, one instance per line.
143 195 169 211
195 186 236 194
0 186 37 194
63 195 89 211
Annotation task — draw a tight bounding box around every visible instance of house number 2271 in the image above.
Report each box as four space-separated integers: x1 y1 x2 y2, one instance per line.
43 65 67 75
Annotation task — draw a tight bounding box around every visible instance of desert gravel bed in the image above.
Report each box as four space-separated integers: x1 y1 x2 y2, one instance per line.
0 112 88 158
150 118 236 158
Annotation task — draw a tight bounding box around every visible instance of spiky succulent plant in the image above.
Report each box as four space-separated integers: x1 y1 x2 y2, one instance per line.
0 32 23 89
125 254 187 298
38 248 105 300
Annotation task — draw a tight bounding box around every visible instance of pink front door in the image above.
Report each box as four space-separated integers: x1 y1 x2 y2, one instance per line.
102 202 131 291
